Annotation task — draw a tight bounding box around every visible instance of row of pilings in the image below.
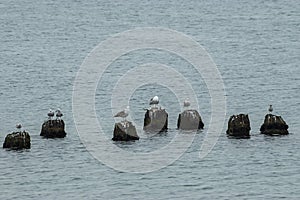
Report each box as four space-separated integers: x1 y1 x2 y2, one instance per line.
112 108 204 141
226 114 289 138
2 119 67 150
114 108 289 141
2 111 290 149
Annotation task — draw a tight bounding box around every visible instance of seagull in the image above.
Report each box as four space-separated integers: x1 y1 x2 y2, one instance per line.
55 109 63 120
16 123 22 132
114 106 129 121
183 98 191 109
268 105 273 113
48 109 55 120
149 96 159 108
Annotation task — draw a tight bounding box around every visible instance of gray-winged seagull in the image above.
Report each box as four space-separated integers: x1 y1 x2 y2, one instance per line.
114 106 129 121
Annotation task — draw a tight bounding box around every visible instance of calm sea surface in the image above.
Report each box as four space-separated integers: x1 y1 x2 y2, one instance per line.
0 0 299 199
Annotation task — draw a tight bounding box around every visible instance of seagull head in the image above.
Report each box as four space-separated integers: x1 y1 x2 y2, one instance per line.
153 96 159 101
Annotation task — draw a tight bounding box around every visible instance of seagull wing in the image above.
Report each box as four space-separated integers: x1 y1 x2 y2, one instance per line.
114 110 125 117
149 98 153 105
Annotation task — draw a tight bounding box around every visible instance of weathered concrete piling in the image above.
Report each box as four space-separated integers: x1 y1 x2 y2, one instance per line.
260 114 288 135
112 121 139 141
143 108 168 132
177 110 204 130
3 131 31 150
226 114 251 138
40 120 67 138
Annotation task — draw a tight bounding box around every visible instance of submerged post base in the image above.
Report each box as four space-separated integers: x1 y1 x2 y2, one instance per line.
3 131 31 150
177 110 204 130
226 114 251 138
260 114 288 135
112 121 139 141
143 108 168 132
40 120 67 138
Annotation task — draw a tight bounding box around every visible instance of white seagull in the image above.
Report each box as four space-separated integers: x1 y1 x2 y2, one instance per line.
48 109 55 120
268 105 273 113
149 96 159 108
56 109 63 120
183 98 191 109
114 106 129 121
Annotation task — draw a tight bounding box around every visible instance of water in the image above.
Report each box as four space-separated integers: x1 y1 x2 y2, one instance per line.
0 0 299 199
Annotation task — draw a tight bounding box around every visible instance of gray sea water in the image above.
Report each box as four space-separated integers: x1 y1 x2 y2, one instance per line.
0 0 299 199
